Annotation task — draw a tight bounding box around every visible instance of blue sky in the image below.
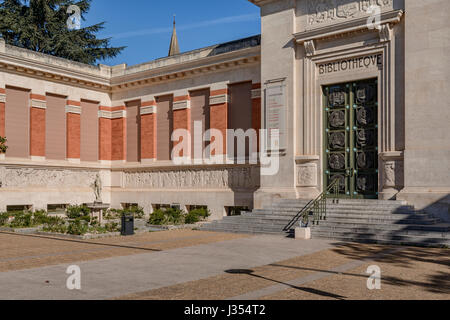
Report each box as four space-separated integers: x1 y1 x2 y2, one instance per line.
84 0 261 66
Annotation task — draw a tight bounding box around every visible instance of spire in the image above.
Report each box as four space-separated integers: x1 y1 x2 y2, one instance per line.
168 15 180 56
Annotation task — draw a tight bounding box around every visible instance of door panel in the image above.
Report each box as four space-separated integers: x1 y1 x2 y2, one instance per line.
324 79 378 199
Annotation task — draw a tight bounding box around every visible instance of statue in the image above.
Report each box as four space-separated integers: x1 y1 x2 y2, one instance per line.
92 173 102 203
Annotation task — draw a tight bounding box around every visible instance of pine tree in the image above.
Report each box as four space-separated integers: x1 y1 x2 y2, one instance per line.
0 0 125 65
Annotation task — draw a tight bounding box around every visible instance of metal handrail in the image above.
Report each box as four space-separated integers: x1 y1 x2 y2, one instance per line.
283 179 340 231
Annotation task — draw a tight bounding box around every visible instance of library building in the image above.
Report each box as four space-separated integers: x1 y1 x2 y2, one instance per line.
0 0 448 226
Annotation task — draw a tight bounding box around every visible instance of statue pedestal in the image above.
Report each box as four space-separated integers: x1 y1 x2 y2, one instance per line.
86 202 110 225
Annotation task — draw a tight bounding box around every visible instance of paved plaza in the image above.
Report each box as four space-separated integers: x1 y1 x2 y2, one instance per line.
0 230 448 300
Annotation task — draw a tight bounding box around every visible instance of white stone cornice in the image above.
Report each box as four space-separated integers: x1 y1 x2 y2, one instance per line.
31 99 46 109
0 55 110 93
294 10 404 44
141 106 157 115
65 105 81 114
173 100 191 111
98 110 126 119
209 94 230 106
111 48 260 90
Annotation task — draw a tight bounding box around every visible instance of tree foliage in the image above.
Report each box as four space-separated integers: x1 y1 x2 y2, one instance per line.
0 136 7 153
0 0 125 64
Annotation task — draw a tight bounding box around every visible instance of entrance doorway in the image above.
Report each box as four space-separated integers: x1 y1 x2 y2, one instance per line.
323 79 378 199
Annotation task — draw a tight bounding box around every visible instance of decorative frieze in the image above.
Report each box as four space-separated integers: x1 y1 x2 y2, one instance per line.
307 0 393 26
173 100 191 111
0 166 98 188
140 106 157 115
209 94 229 106
65 105 81 114
123 166 260 190
98 110 126 119
31 99 46 109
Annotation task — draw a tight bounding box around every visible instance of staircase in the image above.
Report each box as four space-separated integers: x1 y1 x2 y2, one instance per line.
199 199 450 247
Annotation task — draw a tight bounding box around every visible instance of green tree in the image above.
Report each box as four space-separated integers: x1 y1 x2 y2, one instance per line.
0 0 125 64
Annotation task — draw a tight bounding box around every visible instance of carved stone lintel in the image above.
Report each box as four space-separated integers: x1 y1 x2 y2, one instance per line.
304 40 316 57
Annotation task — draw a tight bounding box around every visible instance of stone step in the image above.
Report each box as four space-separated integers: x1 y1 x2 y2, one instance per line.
203 222 286 231
312 231 450 247
314 221 450 232
199 226 285 235
313 225 450 239
254 207 417 214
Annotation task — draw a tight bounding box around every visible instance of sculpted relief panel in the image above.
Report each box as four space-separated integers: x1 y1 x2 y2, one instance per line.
124 167 260 190
307 0 393 26
0 166 98 188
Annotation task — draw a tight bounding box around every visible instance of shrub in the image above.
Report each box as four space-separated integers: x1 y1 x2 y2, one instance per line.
185 208 211 224
124 205 145 219
67 220 89 235
42 221 68 234
66 205 91 219
105 206 145 220
0 212 9 227
105 222 120 233
32 210 50 225
9 212 33 228
148 208 185 225
165 208 185 225
0 136 7 154
148 209 166 225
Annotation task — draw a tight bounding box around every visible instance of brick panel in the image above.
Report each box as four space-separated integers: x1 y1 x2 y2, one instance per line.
111 118 125 161
30 107 46 157
99 118 112 161
209 103 227 156
173 108 190 157
141 113 156 159
66 113 80 159
0 102 4 137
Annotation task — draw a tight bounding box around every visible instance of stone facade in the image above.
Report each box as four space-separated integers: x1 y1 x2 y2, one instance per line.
1 1 449 221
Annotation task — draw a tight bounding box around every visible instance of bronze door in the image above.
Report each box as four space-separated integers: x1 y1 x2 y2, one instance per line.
323 79 378 198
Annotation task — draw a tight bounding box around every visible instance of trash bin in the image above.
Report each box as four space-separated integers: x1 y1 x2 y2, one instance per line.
121 214 135 236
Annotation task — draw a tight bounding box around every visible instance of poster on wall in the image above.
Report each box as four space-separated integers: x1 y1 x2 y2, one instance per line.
264 78 287 152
